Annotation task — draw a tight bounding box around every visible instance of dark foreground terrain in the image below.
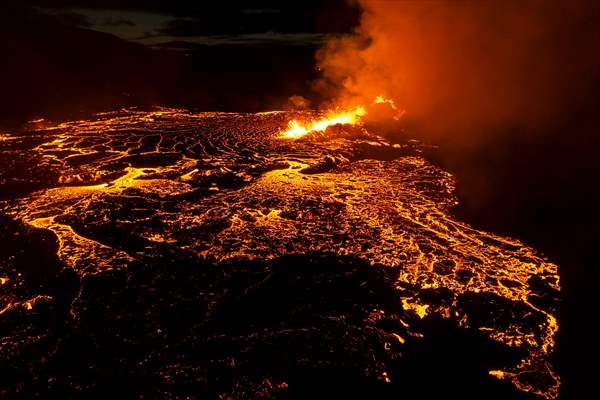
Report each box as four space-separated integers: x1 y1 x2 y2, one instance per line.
1 110 559 399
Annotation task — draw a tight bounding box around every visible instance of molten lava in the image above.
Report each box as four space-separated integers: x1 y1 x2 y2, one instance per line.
280 96 402 139
0 107 559 399
280 106 366 139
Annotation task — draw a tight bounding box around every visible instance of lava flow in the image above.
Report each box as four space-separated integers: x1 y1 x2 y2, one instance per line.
0 108 559 399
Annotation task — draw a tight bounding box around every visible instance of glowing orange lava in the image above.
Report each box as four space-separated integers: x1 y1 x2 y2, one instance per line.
0 108 560 399
280 96 401 139
280 106 366 139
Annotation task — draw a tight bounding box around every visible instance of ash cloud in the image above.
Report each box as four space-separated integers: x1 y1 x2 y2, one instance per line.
318 0 600 144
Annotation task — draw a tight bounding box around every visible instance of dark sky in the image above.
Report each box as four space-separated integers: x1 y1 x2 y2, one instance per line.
20 1 361 46
0 1 362 121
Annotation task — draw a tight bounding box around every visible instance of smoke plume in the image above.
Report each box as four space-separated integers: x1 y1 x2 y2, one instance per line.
317 0 600 144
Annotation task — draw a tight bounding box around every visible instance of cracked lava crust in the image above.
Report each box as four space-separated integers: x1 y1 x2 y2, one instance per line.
0 109 559 399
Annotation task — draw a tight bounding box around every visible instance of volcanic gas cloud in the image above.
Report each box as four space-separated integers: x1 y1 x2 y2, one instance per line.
314 0 600 143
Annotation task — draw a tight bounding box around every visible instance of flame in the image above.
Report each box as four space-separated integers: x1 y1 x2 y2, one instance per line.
280 96 401 139
280 106 366 139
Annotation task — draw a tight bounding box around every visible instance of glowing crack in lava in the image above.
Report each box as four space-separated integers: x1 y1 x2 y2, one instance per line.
0 108 559 399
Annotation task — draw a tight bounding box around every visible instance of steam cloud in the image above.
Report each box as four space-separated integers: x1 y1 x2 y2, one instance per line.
316 0 600 144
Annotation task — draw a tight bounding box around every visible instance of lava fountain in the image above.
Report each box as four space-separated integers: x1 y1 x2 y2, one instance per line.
280 96 402 139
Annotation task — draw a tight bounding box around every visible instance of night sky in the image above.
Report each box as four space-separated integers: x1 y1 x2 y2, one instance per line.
16 1 361 46
0 1 362 123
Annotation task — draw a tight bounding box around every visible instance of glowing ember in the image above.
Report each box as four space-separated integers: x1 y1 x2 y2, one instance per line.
374 95 398 109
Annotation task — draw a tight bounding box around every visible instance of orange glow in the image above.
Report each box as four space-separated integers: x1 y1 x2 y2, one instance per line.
489 370 506 379
374 95 398 110
280 106 366 139
279 95 402 139
0 108 560 399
